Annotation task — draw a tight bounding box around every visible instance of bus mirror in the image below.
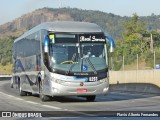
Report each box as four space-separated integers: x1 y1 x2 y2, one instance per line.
106 35 114 52
44 35 49 53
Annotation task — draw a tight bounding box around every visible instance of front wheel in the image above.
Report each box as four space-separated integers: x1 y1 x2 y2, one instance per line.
86 95 96 102
39 80 50 102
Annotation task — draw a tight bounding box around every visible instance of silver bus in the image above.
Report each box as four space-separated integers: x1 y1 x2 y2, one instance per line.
11 21 114 101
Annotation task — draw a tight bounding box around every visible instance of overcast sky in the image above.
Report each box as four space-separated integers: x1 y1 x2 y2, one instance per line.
0 0 160 25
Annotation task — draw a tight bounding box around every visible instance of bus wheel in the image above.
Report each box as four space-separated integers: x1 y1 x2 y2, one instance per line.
86 95 96 102
27 92 32 96
39 80 50 102
11 83 13 88
18 80 27 96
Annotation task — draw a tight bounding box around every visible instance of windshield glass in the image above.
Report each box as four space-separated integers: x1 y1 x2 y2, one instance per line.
49 43 107 74
49 43 78 67
81 43 106 59
48 33 107 74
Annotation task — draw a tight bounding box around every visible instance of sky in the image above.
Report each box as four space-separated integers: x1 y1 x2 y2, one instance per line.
0 0 160 25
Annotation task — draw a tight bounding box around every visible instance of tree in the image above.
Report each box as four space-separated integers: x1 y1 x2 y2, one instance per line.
112 14 149 70
0 36 15 65
122 13 147 55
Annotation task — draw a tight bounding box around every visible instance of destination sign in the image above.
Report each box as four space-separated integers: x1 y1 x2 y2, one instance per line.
51 33 105 43
79 34 105 43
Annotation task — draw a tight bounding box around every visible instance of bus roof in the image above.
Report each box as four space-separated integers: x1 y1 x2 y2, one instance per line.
14 21 103 43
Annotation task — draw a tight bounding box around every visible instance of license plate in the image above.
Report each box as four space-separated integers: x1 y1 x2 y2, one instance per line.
77 88 87 93
89 77 98 82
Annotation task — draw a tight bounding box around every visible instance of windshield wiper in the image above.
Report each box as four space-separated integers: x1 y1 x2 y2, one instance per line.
86 58 97 75
66 53 76 75
81 57 97 75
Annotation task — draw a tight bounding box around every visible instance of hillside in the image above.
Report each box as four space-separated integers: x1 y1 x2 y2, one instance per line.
1 8 160 40
0 7 127 40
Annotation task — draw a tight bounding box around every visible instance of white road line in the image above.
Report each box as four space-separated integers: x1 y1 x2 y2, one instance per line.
0 91 7 95
5 94 14 98
26 101 40 105
0 91 15 98
0 91 24 100
42 105 62 110
14 97 24 101
0 91 64 111
0 91 13 96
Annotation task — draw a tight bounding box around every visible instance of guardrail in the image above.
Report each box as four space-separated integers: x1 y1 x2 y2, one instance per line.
0 75 12 81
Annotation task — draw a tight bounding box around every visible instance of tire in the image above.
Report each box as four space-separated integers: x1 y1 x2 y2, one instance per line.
39 80 50 102
11 83 13 88
86 95 96 102
18 80 27 96
27 92 32 96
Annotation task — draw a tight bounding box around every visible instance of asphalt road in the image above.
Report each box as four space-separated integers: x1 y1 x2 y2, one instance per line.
0 80 160 120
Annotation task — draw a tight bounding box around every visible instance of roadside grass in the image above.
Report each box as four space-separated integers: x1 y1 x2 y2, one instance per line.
0 64 12 75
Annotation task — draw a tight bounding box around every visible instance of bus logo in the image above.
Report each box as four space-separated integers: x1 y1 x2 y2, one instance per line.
83 65 87 71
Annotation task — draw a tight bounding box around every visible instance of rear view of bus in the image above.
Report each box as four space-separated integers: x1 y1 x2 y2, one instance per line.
12 21 114 102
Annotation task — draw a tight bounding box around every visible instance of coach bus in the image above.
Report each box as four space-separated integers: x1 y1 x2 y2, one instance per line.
11 21 114 101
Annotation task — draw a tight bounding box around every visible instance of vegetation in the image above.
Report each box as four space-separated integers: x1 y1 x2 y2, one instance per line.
112 14 160 70
0 64 12 74
0 36 15 74
0 36 15 65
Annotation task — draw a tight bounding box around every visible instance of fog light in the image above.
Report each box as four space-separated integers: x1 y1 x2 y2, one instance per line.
103 87 109 94
53 88 59 93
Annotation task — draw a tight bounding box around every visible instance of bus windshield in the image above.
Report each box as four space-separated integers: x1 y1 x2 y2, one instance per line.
49 43 108 74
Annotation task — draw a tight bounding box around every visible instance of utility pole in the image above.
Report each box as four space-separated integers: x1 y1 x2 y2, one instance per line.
122 55 124 71
150 33 154 53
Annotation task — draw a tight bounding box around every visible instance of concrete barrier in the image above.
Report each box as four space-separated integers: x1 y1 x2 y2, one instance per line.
0 75 12 81
109 70 160 94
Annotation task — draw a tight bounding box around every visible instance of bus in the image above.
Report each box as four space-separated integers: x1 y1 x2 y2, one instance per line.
11 21 114 101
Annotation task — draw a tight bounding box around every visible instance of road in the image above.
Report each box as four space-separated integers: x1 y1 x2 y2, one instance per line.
0 80 160 120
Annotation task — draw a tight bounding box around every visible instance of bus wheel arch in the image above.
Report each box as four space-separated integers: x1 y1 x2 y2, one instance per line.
18 77 27 96
38 78 50 102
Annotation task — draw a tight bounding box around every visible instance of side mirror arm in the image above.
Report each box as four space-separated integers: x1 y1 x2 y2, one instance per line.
106 35 115 52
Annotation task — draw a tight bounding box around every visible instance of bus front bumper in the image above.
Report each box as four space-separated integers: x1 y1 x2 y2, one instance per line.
49 78 109 96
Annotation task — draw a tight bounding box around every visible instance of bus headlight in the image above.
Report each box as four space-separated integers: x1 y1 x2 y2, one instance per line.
53 88 59 93
53 79 65 84
99 78 107 82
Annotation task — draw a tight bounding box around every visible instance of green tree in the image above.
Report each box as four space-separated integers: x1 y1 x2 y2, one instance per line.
112 14 149 70
0 36 15 66
122 13 147 55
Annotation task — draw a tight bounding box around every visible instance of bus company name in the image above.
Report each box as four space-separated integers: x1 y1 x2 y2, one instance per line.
79 35 105 42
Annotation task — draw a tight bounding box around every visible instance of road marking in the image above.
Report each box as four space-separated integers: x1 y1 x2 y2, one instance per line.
0 91 15 98
42 105 62 110
26 101 40 105
14 97 24 101
5 94 14 98
0 92 14 98
0 91 24 101
0 91 64 111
